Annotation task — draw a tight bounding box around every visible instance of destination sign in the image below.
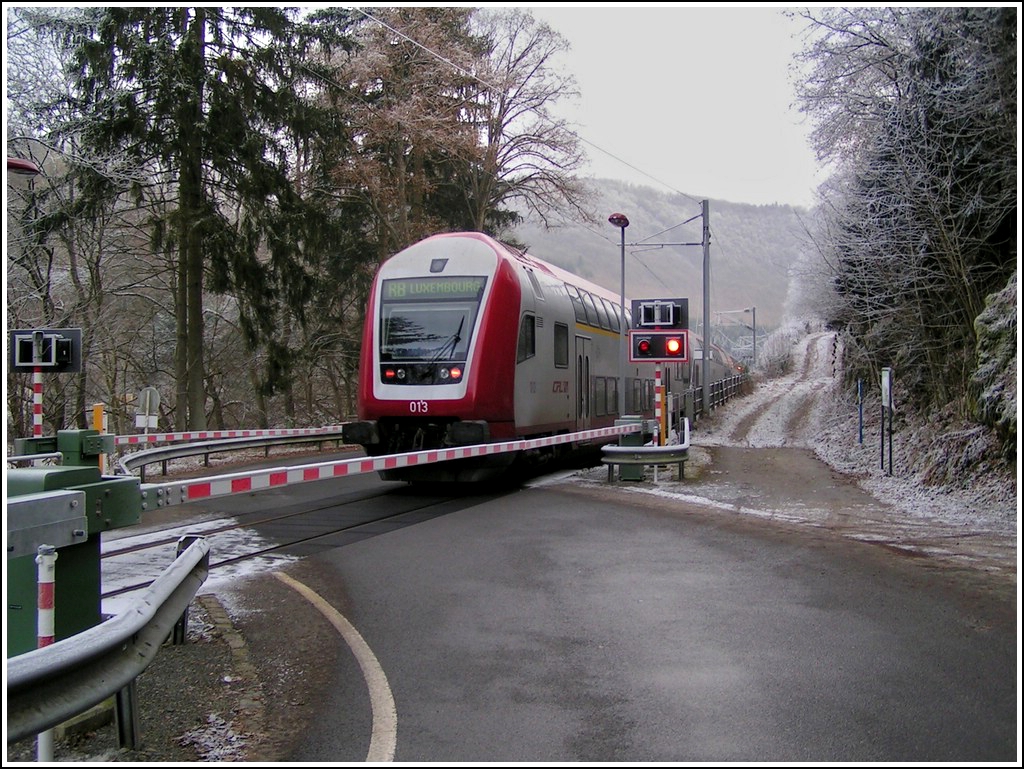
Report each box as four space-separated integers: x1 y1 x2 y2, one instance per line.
383 276 486 301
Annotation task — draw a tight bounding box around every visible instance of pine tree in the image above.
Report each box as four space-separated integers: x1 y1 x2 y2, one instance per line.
57 7 352 429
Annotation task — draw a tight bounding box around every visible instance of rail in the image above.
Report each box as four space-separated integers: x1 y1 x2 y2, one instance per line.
6 537 210 745
602 418 690 483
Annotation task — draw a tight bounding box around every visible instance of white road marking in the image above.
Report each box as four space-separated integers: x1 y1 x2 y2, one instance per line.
273 571 397 762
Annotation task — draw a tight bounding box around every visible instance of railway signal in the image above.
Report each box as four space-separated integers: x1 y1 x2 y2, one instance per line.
629 330 689 362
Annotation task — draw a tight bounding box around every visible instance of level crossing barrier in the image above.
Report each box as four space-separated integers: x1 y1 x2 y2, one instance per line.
138 423 643 509
117 429 349 481
112 425 345 447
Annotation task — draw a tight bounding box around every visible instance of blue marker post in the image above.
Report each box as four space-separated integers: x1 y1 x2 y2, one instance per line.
857 379 863 444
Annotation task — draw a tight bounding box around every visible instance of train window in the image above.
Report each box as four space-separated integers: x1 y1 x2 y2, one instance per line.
595 377 606 417
630 378 641 414
591 296 610 330
379 276 486 362
526 269 545 300
565 285 587 324
601 298 620 333
517 314 536 364
554 323 568 368
579 291 601 327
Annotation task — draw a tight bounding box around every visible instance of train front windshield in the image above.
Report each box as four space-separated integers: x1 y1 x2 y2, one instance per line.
379 276 487 362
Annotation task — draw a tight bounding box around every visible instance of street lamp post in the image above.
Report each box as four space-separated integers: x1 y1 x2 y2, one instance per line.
608 212 630 416
701 200 710 409
746 306 756 367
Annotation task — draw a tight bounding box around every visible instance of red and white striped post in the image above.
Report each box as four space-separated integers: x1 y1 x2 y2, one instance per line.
33 366 43 438
35 543 58 647
35 544 57 761
654 365 664 446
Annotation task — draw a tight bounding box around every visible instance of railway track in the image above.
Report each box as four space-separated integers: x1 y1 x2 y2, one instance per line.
100 476 502 607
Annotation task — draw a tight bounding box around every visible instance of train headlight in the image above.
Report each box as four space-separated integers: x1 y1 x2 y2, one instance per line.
396 368 406 380
450 366 463 380
384 368 396 380
439 367 451 380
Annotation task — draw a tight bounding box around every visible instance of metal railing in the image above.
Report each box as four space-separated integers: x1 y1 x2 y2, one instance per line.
602 418 691 483
117 429 349 481
6 537 210 746
706 373 749 410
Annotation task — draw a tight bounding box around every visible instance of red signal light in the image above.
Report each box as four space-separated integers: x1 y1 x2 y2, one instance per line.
629 329 689 362
384 368 396 380
450 366 463 380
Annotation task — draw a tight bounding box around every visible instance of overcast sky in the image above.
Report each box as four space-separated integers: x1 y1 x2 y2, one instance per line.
519 4 824 208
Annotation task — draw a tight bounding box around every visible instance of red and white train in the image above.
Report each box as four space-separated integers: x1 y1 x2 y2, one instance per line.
343 232 740 482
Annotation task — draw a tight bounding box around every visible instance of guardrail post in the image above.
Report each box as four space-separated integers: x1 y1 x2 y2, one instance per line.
172 535 202 645
114 681 140 750
6 537 210 747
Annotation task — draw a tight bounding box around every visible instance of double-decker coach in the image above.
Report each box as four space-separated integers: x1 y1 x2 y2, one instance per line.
343 232 710 482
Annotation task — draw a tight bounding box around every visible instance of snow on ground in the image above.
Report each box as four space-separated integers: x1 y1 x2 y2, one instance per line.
693 331 1017 534
101 520 298 617
553 329 1017 578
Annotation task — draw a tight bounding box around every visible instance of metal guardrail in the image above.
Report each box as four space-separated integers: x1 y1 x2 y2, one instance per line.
602 418 691 483
6 537 210 745
117 430 349 481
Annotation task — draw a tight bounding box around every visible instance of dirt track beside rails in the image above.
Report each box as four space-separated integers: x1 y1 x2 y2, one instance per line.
595 330 1017 587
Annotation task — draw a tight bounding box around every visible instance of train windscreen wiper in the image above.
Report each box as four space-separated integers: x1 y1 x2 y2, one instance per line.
428 316 465 362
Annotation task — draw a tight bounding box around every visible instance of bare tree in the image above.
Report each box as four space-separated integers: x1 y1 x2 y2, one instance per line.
465 8 591 233
794 7 1016 412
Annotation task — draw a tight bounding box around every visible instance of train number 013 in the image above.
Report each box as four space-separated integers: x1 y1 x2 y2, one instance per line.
409 400 429 414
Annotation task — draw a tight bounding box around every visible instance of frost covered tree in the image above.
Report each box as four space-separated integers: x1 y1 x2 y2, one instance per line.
795 7 1016 419
318 6 486 262
7 5 600 431
7 8 168 434
312 7 590 253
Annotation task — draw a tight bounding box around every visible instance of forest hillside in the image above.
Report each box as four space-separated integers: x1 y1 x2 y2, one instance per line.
511 178 807 331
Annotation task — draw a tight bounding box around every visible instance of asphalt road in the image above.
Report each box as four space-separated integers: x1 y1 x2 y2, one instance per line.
229 475 1016 763
10 330 1015 763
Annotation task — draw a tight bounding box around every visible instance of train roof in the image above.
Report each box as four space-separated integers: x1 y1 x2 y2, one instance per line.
421 232 625 307
418 232 716 345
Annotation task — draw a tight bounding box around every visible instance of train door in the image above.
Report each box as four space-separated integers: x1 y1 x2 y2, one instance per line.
575 335 591 431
